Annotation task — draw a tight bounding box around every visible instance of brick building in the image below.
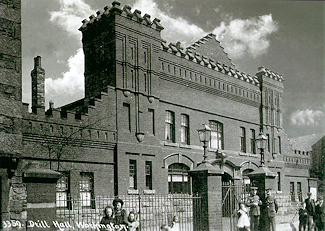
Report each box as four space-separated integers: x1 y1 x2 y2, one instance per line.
0 0 315 226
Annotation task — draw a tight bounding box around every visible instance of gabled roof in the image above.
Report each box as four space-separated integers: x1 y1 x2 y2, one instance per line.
187 33 234 68
289 133 325 151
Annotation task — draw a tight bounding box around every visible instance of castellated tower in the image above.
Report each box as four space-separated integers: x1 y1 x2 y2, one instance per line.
79 1 164 99
256 66 284 155
31 56 45 113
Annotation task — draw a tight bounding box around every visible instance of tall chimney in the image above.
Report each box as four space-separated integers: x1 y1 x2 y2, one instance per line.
31 56 45 113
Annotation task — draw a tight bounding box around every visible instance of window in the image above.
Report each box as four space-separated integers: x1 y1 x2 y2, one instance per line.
145 161 152 190
79 172 95 208
123 103 131 131
209 121 223 149
278 136 281 154
131 70 134 88
277 172 281 191
168 163 190 194
165 111 175 142
129 160 137 189
148 109 155 135
180 114 189 144
144 74 147 91
168 65 170 72
162 62 164 71
240 127 246 152
56 172 71 209
131 47 134 59
50 125 53 133
290 182 295 202
250 129 256 154
267 134 270 152
144 51 147 63
297 182 302 202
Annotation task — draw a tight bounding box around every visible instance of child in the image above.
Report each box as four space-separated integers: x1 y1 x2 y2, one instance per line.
169 215 179 231
127 211 139 231
113 198 128 226
237 202 250 231
299 202 308 231
100 205 115 231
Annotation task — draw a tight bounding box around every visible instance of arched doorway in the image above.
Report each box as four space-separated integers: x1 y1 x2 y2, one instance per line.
242 168 254 194
168 163 190 194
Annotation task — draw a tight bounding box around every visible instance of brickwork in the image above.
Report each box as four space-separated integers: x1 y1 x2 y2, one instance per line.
0 1 314 230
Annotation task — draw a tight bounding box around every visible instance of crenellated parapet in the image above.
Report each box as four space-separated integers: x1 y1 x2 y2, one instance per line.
256 66 284 83
161 40 260 87
187 33 234 68
78 1 164 33
22 90 117 149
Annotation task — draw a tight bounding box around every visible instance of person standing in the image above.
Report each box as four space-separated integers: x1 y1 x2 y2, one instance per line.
237 202 250 231
247 187 262 231
314 196 324 231
299 202 308 231
263 188 278 231
305 192 316 231
113 198 129 228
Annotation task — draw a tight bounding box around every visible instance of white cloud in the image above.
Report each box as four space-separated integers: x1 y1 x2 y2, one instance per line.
46 0 93 107
49 0 93 39
290 109 324 126
131 0 206 47
45 48 84 107
212 14 278 59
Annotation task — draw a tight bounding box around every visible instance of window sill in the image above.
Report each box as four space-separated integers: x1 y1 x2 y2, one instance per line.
179 144 192 149
127 189 139 195
164 141 178 147
238 151 248 156
143 189 156 195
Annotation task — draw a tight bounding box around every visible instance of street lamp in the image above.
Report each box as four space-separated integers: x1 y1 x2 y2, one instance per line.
256 132 268 166
197 124 211 163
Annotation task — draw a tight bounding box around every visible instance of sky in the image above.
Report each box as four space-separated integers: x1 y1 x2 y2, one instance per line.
21 0 325 139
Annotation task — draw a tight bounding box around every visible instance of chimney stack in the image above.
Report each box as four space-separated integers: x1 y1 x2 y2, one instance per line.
31 56 45 113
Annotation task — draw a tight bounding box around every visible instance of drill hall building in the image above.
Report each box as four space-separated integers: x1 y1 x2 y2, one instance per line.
0 0 316 229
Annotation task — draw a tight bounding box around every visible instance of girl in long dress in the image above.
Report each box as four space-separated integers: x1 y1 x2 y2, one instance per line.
237 202 250 231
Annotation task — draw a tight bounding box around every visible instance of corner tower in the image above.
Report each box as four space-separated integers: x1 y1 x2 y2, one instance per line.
79 1 164 99
256 66 284 156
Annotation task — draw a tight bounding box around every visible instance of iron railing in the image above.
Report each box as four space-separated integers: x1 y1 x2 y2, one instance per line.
56 193 202 231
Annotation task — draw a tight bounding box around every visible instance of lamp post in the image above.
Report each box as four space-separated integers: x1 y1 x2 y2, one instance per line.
256 132 268 166
197 124 211 163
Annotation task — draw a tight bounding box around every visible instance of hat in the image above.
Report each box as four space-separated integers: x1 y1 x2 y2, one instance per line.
113 198 124 207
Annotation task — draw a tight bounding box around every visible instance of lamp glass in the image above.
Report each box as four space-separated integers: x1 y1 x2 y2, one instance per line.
256 132 267 149
197 124 211 143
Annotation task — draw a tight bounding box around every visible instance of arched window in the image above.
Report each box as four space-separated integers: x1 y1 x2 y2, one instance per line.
168 163 190 194
209 121 223 149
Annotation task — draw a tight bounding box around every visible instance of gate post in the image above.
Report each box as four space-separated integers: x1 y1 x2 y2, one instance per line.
189 162 223 231
22 161 61 231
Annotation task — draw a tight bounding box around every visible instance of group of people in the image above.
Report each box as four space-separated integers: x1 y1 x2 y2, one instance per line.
237 187 278 231
100 198 179 231
100 198 139 231
299 192 324 231
237 187 324 231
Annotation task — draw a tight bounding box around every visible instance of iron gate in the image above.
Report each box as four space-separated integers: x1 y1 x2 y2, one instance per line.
222 183 250 231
